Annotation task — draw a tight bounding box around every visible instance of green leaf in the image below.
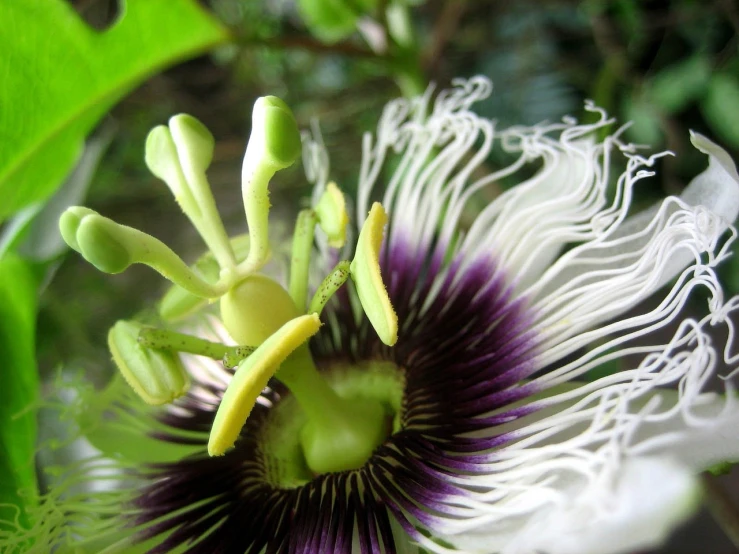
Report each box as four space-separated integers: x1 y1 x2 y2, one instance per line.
622 93 663 145
702 73 739 149
0 254 39 527
647 55 711 114
9 124 115 261
0 0 230 222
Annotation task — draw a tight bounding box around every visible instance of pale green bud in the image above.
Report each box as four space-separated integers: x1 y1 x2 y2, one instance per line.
145 125 180 186
252 96 301 171
59 206 97 253
59 207 223 298
75 214 132 274
108 320 190 406
145 125 200 217
315 181 349 248
169 114 215 178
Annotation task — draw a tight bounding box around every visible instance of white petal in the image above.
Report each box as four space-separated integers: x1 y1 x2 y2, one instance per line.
426 456 699 554
415 301 739 553
506 456 700 554
528 133 739 349
685 131 739 225
629 389 739 469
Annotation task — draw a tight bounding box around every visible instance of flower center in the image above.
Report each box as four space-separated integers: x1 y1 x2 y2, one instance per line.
60 96 403 475
259 362 404 486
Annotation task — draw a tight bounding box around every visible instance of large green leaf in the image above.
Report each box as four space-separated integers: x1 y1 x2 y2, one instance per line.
0 254 39 527
0 0 230 222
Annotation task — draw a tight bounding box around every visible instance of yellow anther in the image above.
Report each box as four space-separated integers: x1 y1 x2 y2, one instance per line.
208 313 322 456
349 202 398 346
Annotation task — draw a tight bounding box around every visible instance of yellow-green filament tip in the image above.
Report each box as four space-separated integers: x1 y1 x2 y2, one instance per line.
59 206 96 253
315 181 349 248
108 320 190 406
208 313 322 456
255 96 302 170
349 202 398 346
169 114 215 174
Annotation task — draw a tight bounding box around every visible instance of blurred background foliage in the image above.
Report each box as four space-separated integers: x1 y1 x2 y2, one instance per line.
46 0 739 376
1 0 738 551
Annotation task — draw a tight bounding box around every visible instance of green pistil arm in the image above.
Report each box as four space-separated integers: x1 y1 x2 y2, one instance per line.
289 209 318 310
239 96 302 275
146 115 235 270
208 313 322 456
309 261 351 315
59 207 225 298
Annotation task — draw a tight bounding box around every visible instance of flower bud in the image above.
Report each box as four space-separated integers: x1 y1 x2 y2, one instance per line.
251 96 301 171
108 320 190 406
315 181 348 248
75 214 132 274
59 206 97 253
169 114 215 177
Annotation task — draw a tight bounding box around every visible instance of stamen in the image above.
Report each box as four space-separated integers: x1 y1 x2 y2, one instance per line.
107 320 190 406
289 183 348 310
208 313 322 456
350 202 398 346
